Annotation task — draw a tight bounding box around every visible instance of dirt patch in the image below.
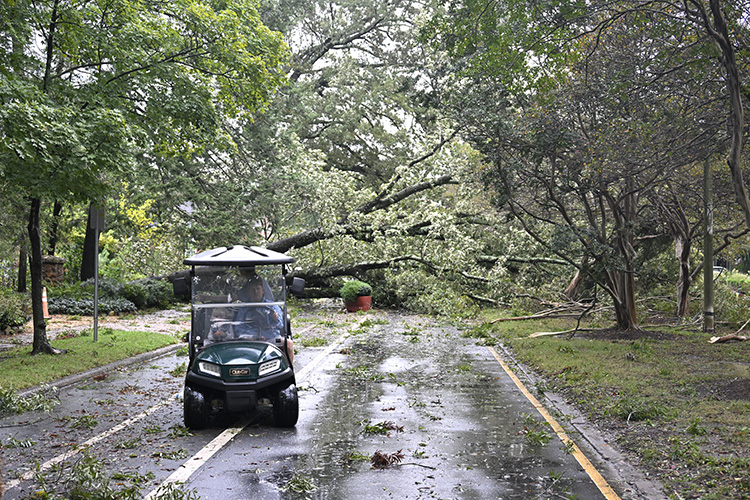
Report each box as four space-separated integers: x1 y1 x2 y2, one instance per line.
695 378 750 401
576 327 685 342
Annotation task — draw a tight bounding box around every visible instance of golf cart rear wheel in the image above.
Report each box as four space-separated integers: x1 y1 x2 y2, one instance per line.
272 383 299 427
184 386 209 430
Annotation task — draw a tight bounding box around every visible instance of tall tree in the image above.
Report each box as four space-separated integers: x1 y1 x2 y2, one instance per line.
0 0 288 354
428 3 732 328
128 0 503 304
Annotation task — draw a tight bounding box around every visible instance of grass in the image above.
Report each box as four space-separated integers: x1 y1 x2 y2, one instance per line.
0 329 179 391
469 314 750 500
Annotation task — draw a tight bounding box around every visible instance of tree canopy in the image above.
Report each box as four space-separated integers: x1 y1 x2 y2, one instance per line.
1 0 749 337
0 0 289 353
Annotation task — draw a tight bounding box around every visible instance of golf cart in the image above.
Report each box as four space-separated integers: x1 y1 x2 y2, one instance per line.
174 245 304 429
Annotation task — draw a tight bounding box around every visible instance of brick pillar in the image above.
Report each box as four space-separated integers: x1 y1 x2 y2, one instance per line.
42 255 66 285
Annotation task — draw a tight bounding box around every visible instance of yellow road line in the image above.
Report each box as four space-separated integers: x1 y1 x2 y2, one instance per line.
487 346 621 500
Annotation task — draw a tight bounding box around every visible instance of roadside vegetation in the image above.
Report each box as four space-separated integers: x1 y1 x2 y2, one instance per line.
17 451 199 500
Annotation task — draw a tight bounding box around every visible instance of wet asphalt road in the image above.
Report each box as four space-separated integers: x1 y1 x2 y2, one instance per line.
1 309 661 499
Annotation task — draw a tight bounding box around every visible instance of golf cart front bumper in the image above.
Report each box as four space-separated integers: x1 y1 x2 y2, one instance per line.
185 367 294 412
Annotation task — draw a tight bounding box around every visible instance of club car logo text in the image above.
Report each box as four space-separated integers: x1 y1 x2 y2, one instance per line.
230 368 250 376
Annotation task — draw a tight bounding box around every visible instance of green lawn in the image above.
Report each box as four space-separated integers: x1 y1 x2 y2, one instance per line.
0 328 180 390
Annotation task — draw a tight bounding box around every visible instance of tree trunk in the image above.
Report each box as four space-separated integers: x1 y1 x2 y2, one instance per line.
48 199 63 255
268 175 456 253
608 268 639 330
675 233 692 317
17 244 27 293
28 198 58 355
607 185 639 330
700 0 750 228
563 257 589 300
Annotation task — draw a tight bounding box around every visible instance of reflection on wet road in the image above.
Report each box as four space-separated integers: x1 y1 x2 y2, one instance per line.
283 313 607 499
1 310 629 499
181 312 613 499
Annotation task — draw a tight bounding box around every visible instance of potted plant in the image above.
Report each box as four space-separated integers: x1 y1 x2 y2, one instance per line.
340 280 372 312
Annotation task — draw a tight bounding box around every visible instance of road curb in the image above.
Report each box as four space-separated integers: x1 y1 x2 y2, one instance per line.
18 343 184 397
495 342 668 500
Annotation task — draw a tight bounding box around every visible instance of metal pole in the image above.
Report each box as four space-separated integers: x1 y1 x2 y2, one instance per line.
93 216 99 342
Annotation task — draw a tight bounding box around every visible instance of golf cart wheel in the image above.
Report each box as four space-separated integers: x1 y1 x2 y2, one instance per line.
272 383 299 427
184 386 209 430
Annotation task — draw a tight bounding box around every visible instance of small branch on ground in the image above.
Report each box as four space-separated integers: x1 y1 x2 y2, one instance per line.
735 318 750 334
709 334 748 344
529 328 594 338
371 450 404 469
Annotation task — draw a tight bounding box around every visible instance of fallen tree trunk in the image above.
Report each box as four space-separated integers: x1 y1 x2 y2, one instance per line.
490 312 584 323
268 175 457 254
292 254 493 291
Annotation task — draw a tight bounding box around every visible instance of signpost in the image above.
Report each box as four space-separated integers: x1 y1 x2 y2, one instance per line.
89 204 105 342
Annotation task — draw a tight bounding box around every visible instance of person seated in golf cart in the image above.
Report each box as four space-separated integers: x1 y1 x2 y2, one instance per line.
201 268 294 363
234 275 284 338
234 272 295 363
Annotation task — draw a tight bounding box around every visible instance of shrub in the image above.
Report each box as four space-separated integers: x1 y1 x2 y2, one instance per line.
340 280 372 303
713 285 750 328
47 281 92 300
123 279 173 309
88 277 125 299
47 278 137 315
46 277 172 315
724 271 750 295
47 278 123 300
0 290 31 334
48 297 136 315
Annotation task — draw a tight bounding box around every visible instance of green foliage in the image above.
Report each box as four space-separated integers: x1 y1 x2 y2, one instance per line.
282 473 317 494
610 395 668 423
713 282 750 328
723 271 750 295
0 289 31 333
0 385 59 415
21 451 198 500
46 277 173 314
123 279 173 309
48 297 136 315
340 280 372 303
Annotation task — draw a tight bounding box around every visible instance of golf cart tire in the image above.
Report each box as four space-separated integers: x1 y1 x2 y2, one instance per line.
273 383 299 427
184 386 209 430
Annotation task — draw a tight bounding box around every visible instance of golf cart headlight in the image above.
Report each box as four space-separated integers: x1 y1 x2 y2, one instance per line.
198 361 221 378
258 359 281 376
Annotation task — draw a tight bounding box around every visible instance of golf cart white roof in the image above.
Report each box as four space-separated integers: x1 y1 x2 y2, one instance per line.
184 245 295 267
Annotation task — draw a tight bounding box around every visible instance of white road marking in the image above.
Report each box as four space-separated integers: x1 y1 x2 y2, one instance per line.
5 329 349 496
143 331 349 498
5 399 171 491
143 417 252 499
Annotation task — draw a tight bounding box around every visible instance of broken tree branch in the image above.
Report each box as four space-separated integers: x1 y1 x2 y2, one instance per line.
709 334 748 343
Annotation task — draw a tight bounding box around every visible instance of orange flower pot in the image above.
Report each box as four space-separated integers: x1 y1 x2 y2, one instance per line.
344 295 371 312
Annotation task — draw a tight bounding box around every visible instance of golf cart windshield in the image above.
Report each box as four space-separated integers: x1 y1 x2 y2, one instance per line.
191 266 287 346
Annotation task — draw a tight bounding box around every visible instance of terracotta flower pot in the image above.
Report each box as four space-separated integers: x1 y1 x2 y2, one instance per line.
344 295 371 312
